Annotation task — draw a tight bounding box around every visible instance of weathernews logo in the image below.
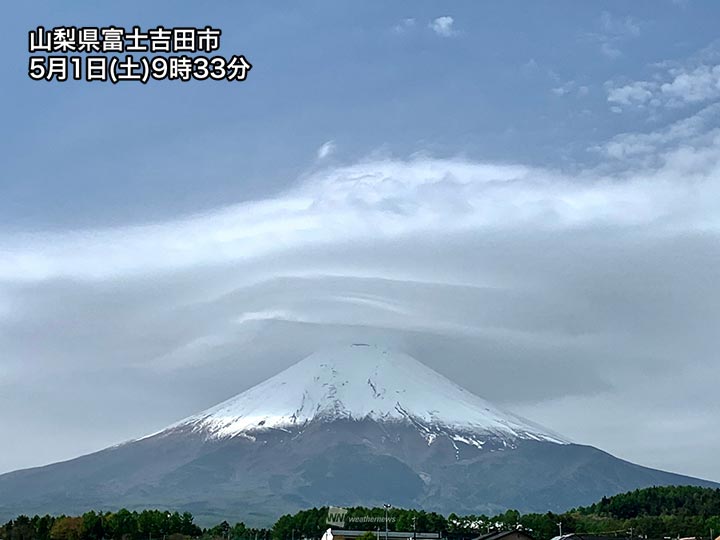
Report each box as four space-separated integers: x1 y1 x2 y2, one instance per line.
327 507 349 527
327 507 397 528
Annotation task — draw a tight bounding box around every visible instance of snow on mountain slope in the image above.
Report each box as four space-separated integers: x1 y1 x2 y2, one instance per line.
167 344 568 445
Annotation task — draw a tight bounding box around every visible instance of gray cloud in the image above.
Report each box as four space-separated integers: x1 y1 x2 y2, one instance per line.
1 105 719 482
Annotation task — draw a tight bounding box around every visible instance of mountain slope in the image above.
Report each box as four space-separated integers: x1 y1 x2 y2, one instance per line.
0 345 717 526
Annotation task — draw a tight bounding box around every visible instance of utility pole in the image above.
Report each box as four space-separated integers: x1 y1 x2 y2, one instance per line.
413 516 416 540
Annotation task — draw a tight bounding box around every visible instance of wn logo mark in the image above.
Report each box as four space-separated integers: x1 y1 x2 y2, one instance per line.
327 506 348 527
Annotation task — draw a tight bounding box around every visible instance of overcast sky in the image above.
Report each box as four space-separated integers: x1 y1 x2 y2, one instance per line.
1 1 719 483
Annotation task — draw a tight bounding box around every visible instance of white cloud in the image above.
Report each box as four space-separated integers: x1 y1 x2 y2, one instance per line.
316 140 336 160
601 42 622 58
600 11 640 38
660 64 720 104
606 46 720 111
551 81 589 98
607 81 657 106
393 18 416 34
585 11 641 59
521 58 539 74
596 103 720 161
429 16 456 37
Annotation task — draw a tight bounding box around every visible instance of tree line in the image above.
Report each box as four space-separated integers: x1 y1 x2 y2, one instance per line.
0 510 268 540
2 486 720 540
582 486 720 520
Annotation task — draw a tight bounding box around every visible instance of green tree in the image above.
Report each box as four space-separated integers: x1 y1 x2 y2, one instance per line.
107 509 139 540
50 517 84 540
9 516 34 540
81 511 105 540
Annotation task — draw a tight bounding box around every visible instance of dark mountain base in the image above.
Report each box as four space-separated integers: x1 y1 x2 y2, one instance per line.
0 420 716 526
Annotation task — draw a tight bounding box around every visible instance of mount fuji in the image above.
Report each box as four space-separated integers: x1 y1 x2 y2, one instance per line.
0 345 716 525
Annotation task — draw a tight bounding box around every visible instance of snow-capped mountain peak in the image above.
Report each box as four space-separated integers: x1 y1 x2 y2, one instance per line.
172 344 568 444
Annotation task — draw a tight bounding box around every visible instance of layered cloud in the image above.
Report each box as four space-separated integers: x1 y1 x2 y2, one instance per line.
1 92 720 482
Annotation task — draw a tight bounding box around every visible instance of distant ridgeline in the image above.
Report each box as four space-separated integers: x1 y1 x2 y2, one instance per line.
2 487 720 540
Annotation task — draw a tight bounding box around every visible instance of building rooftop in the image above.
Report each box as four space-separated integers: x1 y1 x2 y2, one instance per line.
331 530 442 539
